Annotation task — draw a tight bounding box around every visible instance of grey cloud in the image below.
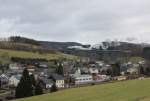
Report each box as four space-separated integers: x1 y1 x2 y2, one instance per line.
0 0 150 44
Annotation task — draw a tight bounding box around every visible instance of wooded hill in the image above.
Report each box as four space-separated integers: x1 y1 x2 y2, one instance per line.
1 36 150 62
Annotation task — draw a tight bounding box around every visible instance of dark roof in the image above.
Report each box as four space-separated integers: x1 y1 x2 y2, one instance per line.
51 74 64 80
43 79 53 84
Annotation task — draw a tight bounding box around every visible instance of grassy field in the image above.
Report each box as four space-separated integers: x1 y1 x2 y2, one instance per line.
0 49 78 61
14 78 150 101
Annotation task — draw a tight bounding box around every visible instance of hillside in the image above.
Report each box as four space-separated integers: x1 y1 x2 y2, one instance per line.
39 40 148 61
1 36 150 62
0 49 78 61
0 36 79 61
15 78 150 101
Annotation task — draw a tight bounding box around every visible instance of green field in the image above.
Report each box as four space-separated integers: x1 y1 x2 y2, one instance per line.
0 49 78 61
14 78 150 101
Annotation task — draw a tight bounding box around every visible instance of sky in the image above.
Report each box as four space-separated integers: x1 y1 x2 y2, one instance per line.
0 0 150 44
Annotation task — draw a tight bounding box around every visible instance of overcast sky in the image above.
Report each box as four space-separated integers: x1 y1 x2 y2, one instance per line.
0 0 150 44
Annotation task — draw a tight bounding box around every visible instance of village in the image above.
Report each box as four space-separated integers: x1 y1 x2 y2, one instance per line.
0 56 148 100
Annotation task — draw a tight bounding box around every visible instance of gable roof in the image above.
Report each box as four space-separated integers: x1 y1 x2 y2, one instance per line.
51 74 64 80
0 74 9 81
43 79 53 84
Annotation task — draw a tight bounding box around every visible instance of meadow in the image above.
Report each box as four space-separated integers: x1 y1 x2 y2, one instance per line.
14 78 150 101
0 49 78 61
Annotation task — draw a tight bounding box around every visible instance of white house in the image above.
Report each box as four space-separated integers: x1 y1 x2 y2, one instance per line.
75 68 81 76
55 79 64 88
96 61 104 66
74 75 93 85
52 74 65 88
39 62 49 68
72 68 93 85
9 63 21 70
89 68 99 74
127 63 139 75
0 73 9 88
9 74 22 87
127 67 138 75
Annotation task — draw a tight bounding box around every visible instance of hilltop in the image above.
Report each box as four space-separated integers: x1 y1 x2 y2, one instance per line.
14 78 150 101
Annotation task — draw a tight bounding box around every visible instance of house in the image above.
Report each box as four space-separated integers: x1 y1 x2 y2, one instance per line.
88 68 99 80
9 63 22 70
36 74 54 89
127 67 139 75
100 65 111 71
80 57 90 63
96 61 104 67
74 68 81 76
89 68 99 74
38 62 50 68
72 68 93 85
9 74 22 87
51 74 65 88
74 74 93 85
0 73 9 88
96 75 110 81
0 64 9 73
62 61 75 77
81 67 89 74
127 63 139 75
42 79 54 89
115 76 127 81
27 65 36 72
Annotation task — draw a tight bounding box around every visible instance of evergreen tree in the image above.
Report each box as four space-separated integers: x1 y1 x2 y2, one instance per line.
0 80 1 89
139 66 144 75
106 69 112 76
15 82 22 98
54 60 58 65
35 81 43 95
50 83 58 93
30 74 36 87
15 68 33 98
56 63 64 75
145 68 150 76
112 63 121 76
